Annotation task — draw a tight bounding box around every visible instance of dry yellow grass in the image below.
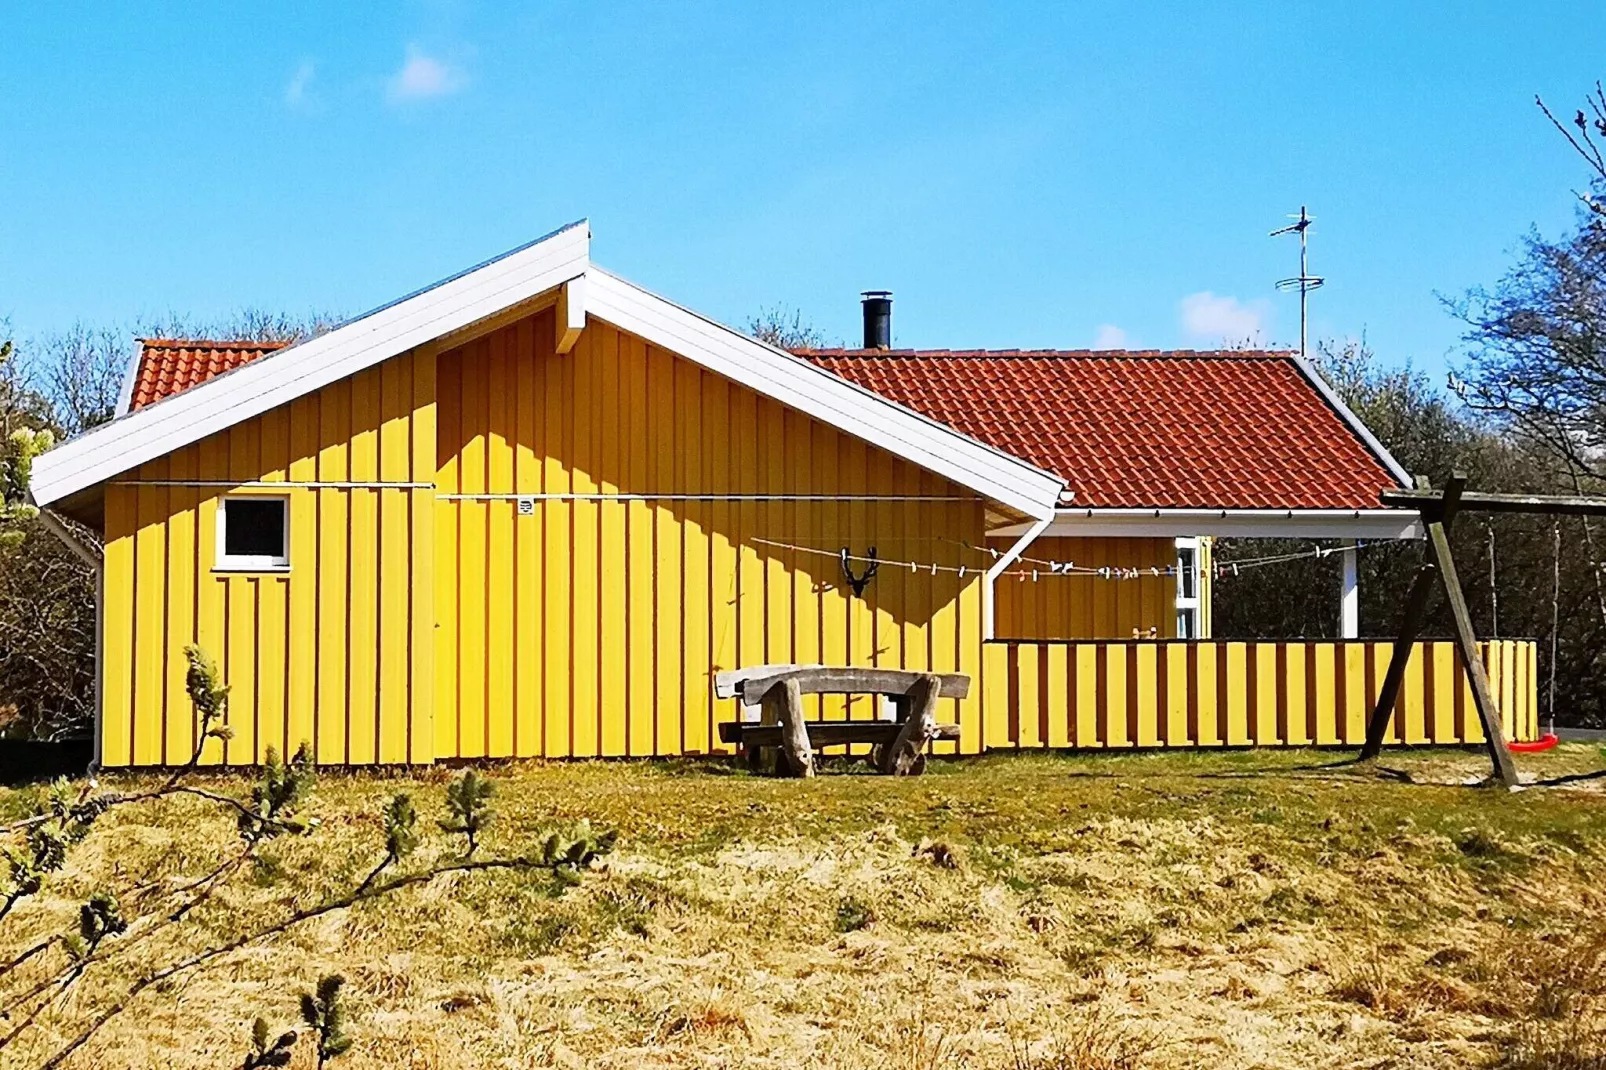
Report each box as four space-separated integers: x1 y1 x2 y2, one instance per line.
2 745 1605 1069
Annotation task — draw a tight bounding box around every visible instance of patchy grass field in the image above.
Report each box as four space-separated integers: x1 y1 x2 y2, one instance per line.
3 746 1606 1069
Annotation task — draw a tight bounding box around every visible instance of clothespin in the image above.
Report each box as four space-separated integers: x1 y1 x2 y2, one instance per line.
909 559 917 573
958 565 966 578
931 562 938 576
1032 569 1039 582
1231 563 1240 577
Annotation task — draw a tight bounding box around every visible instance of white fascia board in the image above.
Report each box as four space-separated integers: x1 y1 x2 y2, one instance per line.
586 268 1064 520
113 342 142 418
32 221 591 506
1288 355 1414 488
989 508 1424 540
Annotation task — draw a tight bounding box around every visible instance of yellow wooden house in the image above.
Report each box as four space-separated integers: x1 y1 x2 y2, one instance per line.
31 222 1538 767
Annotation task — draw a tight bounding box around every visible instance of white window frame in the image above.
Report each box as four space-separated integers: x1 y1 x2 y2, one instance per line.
215 495 290 572
1174 536 1201 639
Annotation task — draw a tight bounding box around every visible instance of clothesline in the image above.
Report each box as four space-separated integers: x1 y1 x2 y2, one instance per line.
747 536 1384 582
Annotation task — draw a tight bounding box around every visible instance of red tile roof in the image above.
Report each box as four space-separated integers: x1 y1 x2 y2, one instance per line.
796 349 1401 510
127 339 292 412
124 336 1402 511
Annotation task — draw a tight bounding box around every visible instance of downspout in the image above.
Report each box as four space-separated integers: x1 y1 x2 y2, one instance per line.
982 513 1052 640
32 503 104 774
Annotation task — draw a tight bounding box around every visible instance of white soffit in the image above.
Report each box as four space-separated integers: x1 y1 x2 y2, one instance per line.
989 508 1424 540
586 268 1064 520
31 221 593 506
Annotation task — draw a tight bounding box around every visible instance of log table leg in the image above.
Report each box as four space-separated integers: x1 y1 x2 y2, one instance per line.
770 679 814 778
881 674 941 775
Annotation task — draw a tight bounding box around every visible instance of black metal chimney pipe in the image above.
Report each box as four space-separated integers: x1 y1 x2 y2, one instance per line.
861 291 892 349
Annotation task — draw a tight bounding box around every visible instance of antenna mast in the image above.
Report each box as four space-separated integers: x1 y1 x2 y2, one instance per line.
1271 206 1325 359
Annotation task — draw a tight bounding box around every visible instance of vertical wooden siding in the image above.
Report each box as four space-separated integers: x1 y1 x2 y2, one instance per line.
991 536 1179 639
979 639 1539 749
433 313 990 760
100 349 436 767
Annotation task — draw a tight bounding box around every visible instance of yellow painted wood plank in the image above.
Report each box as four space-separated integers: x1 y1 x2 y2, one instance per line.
1045 643 1071 748
347 368 381 765
1016 645 1041 749
286 402 318 762
678 359 711 754
408 348 437 765
379 355 414 764
1225 642 1250 745
642 343 679 753
956 535 984 755
706 375 738 752
981 640 1009 750
598 327 628 756
542 334 573 758
225 577 256 765
1075 644 1100 746
1194 642 1221 747
870 450 900 671
1253 643 1279 745
816 425 848 726
257 575 288 762
1402 641 1427 744
101 492 136 768
132 470 167 766
194 436 228 765
1134 643 1161 746
570 331 601 758
1284 643 1309 746
626 335 656 756
1313 643 1339 745
485 332 516 759
512 323 540 759
1103 644 1129 747
163 451 197 766
1164 643 1189 746
1342 643 1368 745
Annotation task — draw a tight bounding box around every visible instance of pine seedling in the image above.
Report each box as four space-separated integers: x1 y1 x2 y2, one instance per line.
300 973 354 1068
184 644 233 746
241 1017 297 1069
238 743 316 842
535 819 619 890
382 794 419 863
440 770 495 857
63 892 126 959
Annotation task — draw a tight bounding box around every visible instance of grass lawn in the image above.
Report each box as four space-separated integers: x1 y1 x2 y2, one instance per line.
3 745 1605 1069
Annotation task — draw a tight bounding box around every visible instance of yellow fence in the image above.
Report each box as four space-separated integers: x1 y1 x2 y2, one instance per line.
978 639 1539 750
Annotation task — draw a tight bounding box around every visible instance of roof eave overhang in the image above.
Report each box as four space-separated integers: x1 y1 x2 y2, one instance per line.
31 222 1064 522
990 507 1424 540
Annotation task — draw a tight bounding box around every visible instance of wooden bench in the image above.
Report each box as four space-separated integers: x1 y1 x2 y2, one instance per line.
713 666 970 777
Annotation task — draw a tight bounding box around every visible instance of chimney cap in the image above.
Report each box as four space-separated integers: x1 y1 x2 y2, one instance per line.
861 290 893 300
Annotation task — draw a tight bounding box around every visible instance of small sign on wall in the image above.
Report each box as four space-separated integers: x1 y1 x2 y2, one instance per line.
516 497 535 516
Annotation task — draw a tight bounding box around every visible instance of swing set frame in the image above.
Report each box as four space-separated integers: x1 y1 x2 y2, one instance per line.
1361 471 1606 788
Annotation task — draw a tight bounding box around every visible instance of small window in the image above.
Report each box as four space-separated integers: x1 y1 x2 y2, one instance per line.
217 497 289 571
1174 536 1201 639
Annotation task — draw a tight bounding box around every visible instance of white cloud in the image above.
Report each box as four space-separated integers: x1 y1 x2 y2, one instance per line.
1179 291 1270 344
387 46 464 102
1092 324 1128 349
284 60 317 109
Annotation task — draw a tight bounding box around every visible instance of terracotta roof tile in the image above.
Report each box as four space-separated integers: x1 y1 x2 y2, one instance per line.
125 337 1400 511
128 339 292 412
795 348 1400 510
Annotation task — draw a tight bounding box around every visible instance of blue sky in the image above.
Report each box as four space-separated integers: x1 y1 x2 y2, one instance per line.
0 3 1598 377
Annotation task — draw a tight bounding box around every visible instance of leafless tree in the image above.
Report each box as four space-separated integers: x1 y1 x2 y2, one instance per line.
748 305 829 350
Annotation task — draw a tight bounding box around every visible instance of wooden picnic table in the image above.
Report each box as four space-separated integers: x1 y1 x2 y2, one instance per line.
714 666 970 777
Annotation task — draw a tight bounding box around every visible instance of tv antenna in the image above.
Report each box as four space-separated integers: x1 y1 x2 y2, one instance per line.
1271 205 1324 359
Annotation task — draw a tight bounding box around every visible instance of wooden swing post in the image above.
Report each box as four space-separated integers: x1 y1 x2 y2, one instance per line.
1362 473 1519 787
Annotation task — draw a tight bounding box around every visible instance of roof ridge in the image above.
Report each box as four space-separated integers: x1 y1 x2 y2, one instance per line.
136 338 295 349
792 347 1297 360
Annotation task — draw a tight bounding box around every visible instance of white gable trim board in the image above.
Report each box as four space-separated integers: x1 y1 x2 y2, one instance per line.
30 223 1066 521
586 269 1063 521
